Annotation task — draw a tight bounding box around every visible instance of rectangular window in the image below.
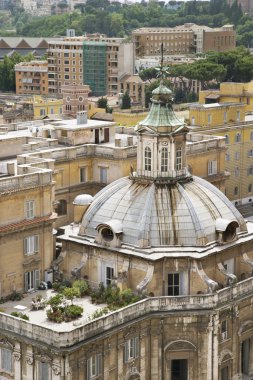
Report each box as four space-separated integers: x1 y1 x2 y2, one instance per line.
221 320 228 340
106 266 114 286
100 167 108 184
87 354 102 379
176 148 182 171
24 235 39 255
168 273 180 296
208 160 217 176
0 347 13 373
40 109 46 116
38 362 51 380
207 114 212 124
80 167 86 183
124 337 139 363
25 200 34 219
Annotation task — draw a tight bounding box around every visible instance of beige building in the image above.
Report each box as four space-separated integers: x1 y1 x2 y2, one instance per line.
15 60 48 95
132 23 236 58
62 84 90 117
119 74 146 106
0 155 55 298
47 36 134 96
189 99 253 205
0 82 253 380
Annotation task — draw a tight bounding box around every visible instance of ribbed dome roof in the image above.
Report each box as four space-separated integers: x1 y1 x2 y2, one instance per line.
80 176 247 248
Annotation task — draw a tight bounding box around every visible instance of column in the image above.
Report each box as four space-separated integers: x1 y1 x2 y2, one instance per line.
52 358 62 380
25 345 34 379
248 337 253 375
117 343 124 380
13 342 21 380
140 336 146 380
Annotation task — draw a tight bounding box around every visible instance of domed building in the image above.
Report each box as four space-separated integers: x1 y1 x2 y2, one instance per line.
56 82 253 379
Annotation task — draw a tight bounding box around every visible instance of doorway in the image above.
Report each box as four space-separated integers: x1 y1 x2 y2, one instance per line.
171 359 188 380
25 270 40 292
104 128 109 143
242 339 250 375
95 129 99 144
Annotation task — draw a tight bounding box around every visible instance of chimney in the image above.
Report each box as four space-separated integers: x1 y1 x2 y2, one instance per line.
77 111 87 125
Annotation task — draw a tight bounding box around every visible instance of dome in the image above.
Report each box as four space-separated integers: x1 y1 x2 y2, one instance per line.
80 176 247 248
73 194 93 206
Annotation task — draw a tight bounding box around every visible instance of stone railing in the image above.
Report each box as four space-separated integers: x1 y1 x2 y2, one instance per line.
0 171 52 193
186 138 225 155
1 277 253 348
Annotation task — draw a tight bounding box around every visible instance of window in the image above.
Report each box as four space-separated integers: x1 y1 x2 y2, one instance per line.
100 167 108 184
24 235 39 255
80 167 86 183
248 149 253 157
248 184 252 193
225 135 229 144
234 186 238 196
144 146 152 171
235 133 241 143
0 347 13 373
208 160 217 175
40 109 46 116
124 337 139 363
225 153 230 161
176 148 182 171
25 269 40 292
56 200 67 216
223 111 227 122
87 354 102 380
25 200 34 219
207 113 212 124
221 320 228 341
236 111 240 121
234 167 239 177
161 147 168 172
234 151 240 160
250 131 253 141
168 273 180 296
38 362 51 380
248 166 253 175
106 266 114 286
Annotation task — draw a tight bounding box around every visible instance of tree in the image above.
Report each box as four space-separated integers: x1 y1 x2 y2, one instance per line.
121 92 131 109
97 97 108 109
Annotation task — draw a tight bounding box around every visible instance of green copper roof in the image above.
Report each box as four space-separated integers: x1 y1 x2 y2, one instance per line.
136 82 185 134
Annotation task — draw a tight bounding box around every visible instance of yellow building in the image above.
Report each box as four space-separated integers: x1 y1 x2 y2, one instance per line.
199 81 253 114
24 96 63 119
0 163 55 298
189 100 253 204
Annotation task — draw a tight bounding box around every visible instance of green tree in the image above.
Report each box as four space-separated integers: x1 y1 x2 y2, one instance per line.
121 91 131 109
97 97 108 109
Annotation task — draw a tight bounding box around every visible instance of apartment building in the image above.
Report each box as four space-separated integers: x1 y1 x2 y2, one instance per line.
47 36 134 96
15 60 48 95
189 99 253 205
132 23 236 58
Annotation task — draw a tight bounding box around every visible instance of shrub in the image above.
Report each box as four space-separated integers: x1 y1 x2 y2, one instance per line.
11 311 29 320
9 291 23 301
64 305 83 319
90 307 110 320
72 280 89 297
63 287 80 304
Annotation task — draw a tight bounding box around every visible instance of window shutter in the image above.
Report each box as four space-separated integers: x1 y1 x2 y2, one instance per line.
124 341 128 363
35 270 40 289
97 354 102 376
24 237 28 255
87 358 91 380
34 235 39 253
24 272 28 292
134 337 139 358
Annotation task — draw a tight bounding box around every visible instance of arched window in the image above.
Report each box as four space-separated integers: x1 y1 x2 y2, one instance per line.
176 147 182 171
161 147 168 172
235 133 241 143
144 147 152 171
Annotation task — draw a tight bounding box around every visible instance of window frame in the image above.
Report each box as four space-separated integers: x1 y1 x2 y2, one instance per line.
80 167 86 183
87 353 102 379
176 147 182 171
168 272 180 296
0 347 13 374
144 146 152 171
25 200 34 219
124 337 139 363
161 147 168 172
24 235 39 255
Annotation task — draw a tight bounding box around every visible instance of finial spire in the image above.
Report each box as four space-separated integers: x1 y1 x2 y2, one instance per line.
155 43 169 80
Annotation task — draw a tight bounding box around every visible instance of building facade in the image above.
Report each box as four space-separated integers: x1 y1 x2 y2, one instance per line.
0 81 253 380
47 36 134 96
132 24 236 58
15 61 48 95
